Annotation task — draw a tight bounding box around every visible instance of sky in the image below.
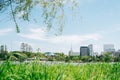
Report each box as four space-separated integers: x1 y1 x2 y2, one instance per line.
1 0 120 54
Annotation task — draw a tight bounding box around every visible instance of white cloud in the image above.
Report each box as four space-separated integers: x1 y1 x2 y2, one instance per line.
49 34 102 44
20 27 47 40
20 27 102 44
0 28 13 36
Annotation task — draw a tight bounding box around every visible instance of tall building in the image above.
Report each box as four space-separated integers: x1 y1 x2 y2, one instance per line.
104 44 115 53
80 46 90 56
88 44 93 56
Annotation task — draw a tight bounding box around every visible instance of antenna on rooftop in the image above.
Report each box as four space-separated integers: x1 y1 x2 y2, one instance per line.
71 43 73 51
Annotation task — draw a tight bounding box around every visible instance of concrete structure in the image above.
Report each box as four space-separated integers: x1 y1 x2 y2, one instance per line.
69 51 80 56
80 46 90 56
114 49 120 57
69 45 80 56
104 44 115 53
88 44 93 56
45 52 55 56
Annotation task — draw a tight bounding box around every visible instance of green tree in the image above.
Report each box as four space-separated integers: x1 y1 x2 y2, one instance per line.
103 52 112 62
9 51 27 62
54 52 65 61
81 56 92 62
114 56 120 62
0 0 78 34
71 56 80 62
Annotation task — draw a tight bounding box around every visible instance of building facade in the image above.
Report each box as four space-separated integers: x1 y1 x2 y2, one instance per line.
104 44 115 53
69 45 80 56
114 49 120 57
80 46 90 56
88 44 93 56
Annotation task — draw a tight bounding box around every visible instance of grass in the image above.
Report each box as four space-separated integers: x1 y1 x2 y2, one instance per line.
0 61 120 80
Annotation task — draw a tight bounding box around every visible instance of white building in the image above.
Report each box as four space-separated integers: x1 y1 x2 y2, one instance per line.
69 51 80 56
104 44 115 52
88 44 93 56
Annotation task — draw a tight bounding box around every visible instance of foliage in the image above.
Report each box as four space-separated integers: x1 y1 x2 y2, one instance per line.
48 56 55 61
67 56 80 62
0 61 120 80
81 56 92 62
114 57 120 62
1 48 120 62
0 0 78 34
65 56 70 62
9 52 27 62
54 52 65 61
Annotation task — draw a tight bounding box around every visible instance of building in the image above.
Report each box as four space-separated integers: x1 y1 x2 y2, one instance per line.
69 51 80 56
114 49 120 57
80 46 90 56
69 45 73 56
69 45 80 56
104 44 115 53
45 52 55 56
88 44 93 56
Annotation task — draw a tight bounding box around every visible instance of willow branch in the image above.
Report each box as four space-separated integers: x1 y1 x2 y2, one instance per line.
9 0 20 33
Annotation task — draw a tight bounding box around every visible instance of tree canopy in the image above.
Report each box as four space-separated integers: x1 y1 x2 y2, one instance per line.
0 0 78 34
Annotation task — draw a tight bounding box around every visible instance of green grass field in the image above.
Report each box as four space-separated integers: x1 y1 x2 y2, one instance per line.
0 61 120 80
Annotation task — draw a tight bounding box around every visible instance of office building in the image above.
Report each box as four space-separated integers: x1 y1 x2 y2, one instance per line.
80 46 90 56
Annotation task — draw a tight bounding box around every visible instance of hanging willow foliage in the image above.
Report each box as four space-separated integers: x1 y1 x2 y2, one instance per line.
0 0 78 34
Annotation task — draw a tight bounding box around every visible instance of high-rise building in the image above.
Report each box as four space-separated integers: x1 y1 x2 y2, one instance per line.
88 44 93 56
80 46 90 56
104 44 115 53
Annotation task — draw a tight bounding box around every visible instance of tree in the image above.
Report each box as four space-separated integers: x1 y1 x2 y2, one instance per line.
103 52 112 62
0 0 78 34
81 56 92 62
54 52 65 61
9 52 27 62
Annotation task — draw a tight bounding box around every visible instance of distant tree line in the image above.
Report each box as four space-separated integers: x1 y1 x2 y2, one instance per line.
66 52 120 62
1 43 120 62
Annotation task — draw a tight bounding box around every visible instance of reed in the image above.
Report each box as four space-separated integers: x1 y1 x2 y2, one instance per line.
0 61 120 80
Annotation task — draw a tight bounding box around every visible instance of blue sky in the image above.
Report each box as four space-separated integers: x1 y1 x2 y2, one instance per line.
1 0 120 54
